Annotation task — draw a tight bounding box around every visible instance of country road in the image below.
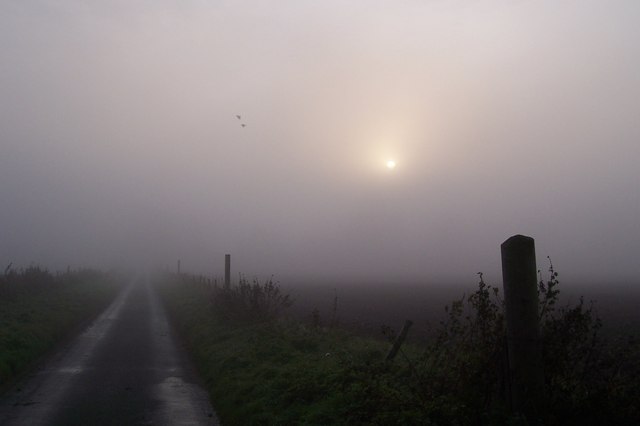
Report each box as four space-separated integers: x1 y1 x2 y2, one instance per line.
0 277 219 426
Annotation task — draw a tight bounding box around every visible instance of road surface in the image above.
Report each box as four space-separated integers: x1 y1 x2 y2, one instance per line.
0 277 219 426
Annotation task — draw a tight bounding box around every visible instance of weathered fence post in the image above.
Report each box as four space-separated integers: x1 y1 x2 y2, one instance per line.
501 235 543 416
177 259 181 274
224 254 231 289
385 320 413 361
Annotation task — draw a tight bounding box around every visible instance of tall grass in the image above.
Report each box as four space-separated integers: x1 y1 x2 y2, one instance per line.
211 276 292 323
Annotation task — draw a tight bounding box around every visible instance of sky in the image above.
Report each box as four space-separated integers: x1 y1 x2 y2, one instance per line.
1 1 639 285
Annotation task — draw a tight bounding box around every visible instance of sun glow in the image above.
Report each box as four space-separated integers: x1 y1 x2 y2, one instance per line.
386 160 397 170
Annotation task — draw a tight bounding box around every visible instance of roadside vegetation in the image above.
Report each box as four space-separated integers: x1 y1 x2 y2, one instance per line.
158 268 640 425
0 266 119 391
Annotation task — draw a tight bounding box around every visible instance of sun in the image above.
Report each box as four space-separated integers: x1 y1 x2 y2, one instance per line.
386 159 397 170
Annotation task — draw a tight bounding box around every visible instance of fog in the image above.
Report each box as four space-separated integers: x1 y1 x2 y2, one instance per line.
1 1 639 285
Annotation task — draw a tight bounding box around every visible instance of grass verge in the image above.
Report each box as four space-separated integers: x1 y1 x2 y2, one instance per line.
157 276 433 426
0 268 120 390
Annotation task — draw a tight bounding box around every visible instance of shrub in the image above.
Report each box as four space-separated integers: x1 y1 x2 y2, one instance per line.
171 274 293 324
393 261 640 424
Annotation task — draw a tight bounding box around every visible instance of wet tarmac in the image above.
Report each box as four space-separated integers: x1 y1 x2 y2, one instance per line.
0 277 219 426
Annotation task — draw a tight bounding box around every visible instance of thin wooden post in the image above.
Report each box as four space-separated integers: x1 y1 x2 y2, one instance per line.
501 235 543 416
177 259 181 274
224 254 231 289
386 320 413 361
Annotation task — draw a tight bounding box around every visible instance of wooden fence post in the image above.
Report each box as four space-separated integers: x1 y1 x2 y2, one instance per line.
224 254 231 289
177 259 181 274
501 235 544 417
385 320 413 361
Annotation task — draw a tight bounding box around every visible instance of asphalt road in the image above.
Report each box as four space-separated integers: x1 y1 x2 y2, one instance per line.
0 277 219 426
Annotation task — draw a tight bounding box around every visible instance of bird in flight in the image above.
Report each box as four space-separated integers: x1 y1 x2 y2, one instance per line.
236 115 241 120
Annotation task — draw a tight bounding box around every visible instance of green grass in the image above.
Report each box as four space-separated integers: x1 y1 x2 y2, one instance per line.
0 269 120 389
157 277 443 426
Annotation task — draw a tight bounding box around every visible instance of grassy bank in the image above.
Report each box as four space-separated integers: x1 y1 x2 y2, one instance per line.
158 277 427 425
158 274 640 425
0 267 120 389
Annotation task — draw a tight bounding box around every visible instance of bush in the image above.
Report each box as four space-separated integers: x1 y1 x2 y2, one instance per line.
210 276 293 323
174 274 292 323
537 259 640 424
392 261 640 424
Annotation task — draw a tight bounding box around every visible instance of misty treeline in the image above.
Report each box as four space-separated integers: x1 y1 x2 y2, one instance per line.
170 264 639 425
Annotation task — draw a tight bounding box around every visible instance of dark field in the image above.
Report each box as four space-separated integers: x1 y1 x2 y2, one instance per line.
285 280 640 339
